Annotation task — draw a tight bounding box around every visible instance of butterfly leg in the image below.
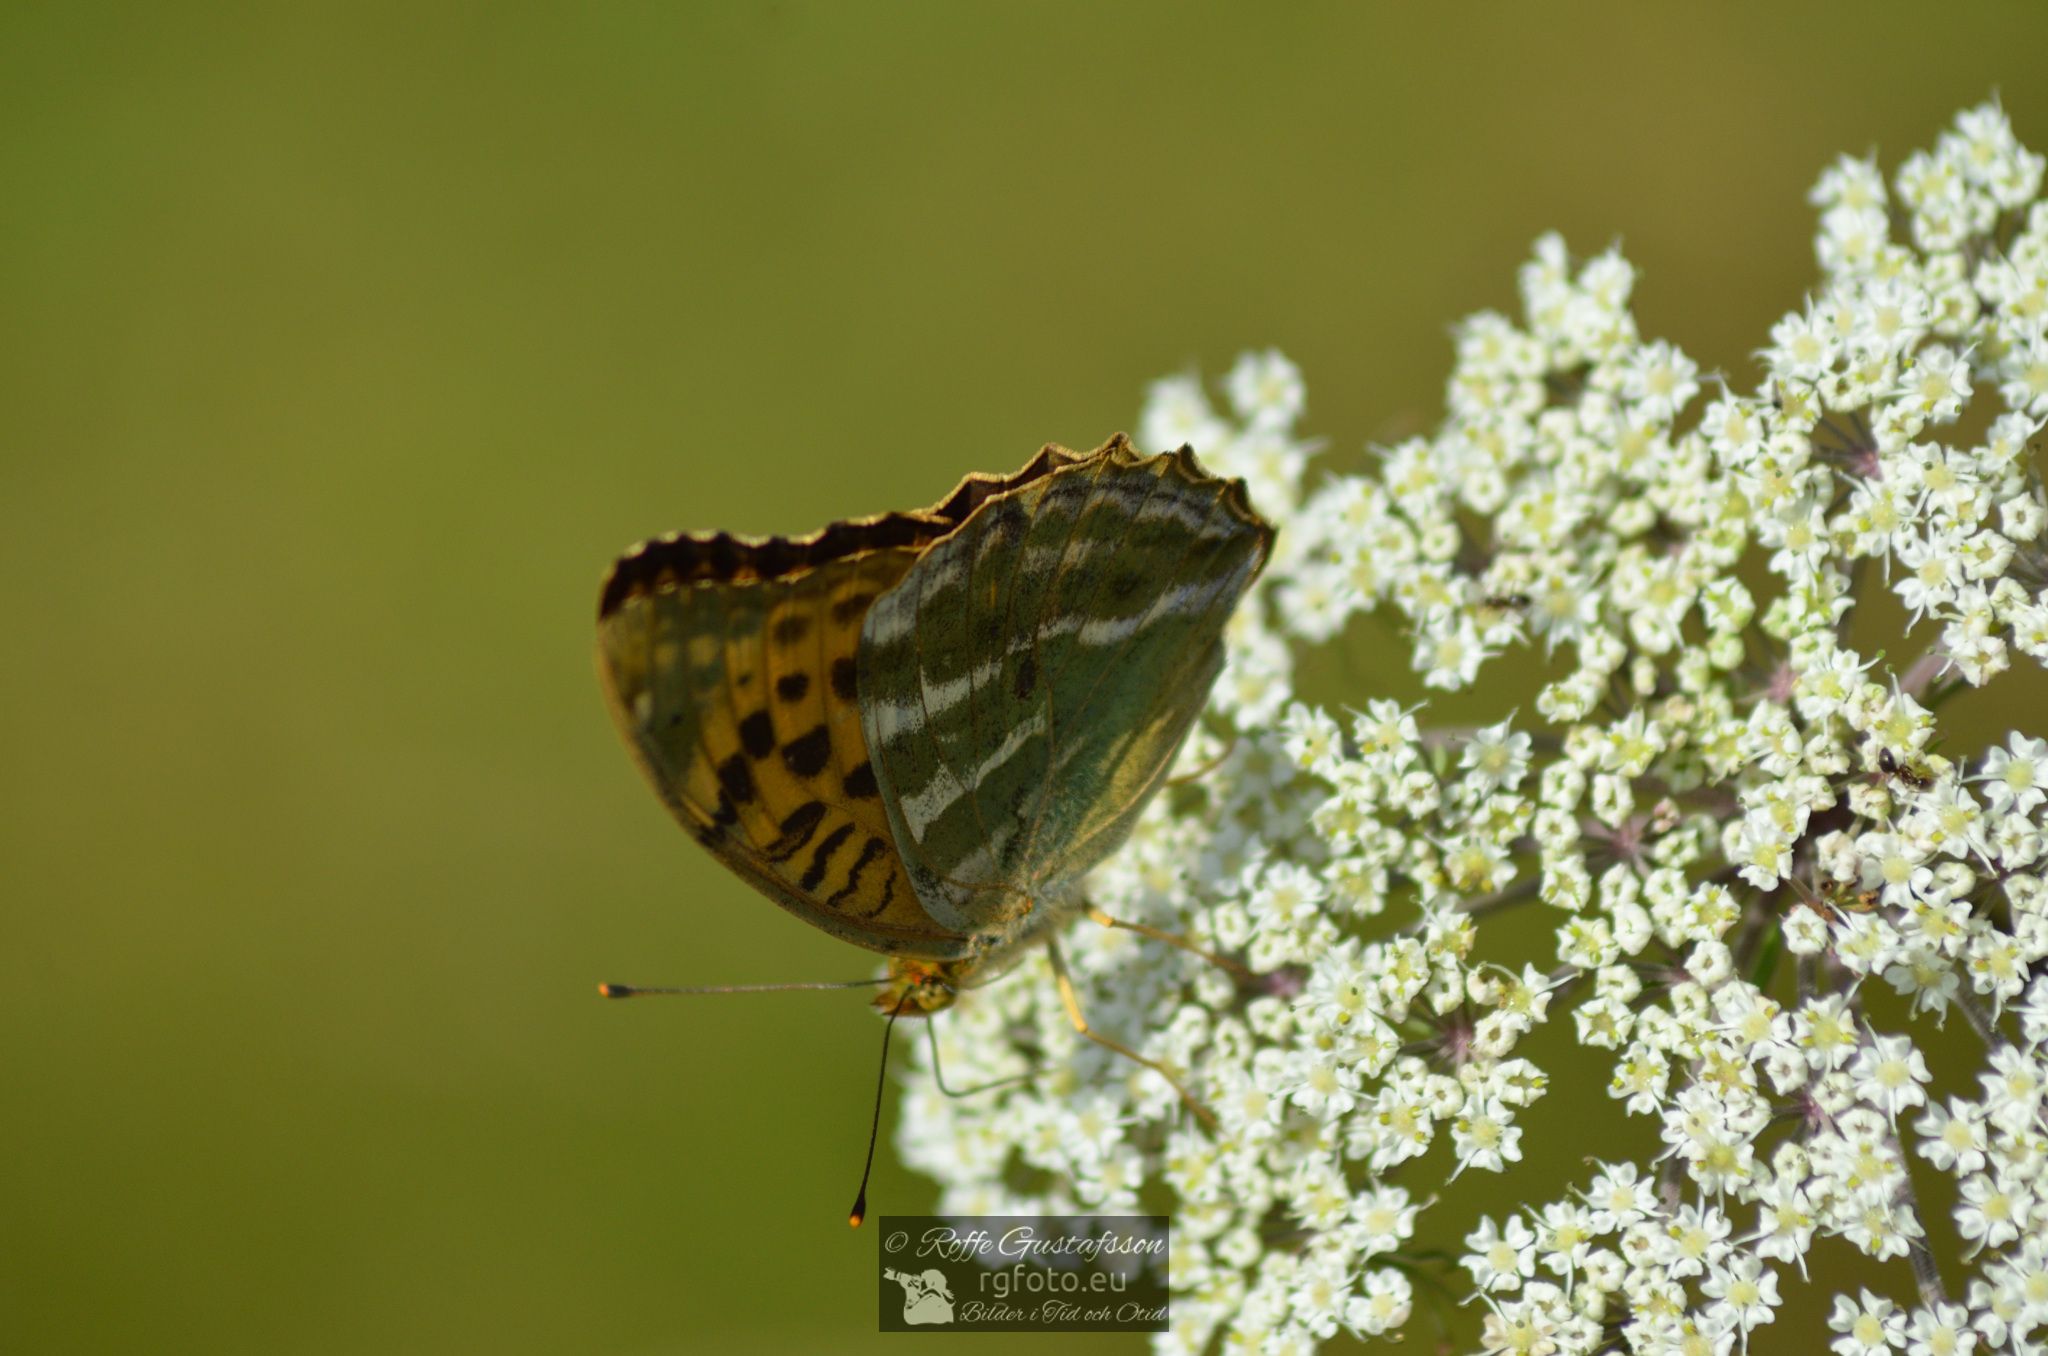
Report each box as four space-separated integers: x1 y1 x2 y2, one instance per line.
1046 932 1217 1131
1082 904 1257 985
926 1014 1036 1100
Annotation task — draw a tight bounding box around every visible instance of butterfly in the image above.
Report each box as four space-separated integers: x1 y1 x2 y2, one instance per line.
595 434 1271 1021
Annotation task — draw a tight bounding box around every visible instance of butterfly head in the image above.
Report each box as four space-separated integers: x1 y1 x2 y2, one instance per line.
875 956 979 1015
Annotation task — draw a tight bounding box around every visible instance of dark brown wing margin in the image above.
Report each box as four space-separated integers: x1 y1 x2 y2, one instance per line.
597 444 1099 618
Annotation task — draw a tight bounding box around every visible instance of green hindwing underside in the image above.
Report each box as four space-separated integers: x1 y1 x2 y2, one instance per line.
856 436 1272 936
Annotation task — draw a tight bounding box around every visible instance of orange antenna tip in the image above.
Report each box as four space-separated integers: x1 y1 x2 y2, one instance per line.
847 991 910 1234
599 983 632 997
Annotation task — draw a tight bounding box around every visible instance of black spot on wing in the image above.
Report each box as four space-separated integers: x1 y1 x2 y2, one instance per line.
775 672 810 702
716 754 756 805
782 724 832 778
830 656 859 701
738 710 776 760
1014 653 1036 700
857 866 898 919
826 835 889 908
843 760 878 799
765 800 825 860
771 613 812 647
799 823 856 892
830 591 875 624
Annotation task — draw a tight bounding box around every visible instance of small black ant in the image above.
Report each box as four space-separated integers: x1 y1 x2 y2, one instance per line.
1878 747 1933 791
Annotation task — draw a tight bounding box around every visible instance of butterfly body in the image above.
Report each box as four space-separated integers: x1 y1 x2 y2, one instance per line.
597 435 1271 1012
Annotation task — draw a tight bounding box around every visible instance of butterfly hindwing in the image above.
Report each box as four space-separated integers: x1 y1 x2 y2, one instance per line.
851 462 1082 930
1022 452 1265 887
597 540 971 958
858 437 1271 934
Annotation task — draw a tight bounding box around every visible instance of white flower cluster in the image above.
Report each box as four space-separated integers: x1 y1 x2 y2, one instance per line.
895 102 2048 1355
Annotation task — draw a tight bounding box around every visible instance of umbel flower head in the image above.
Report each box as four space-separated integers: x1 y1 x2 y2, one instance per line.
896 100 2048 1355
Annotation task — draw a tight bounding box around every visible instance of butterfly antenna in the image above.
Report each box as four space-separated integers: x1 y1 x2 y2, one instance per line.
848 990 912 1229
597 978 892 998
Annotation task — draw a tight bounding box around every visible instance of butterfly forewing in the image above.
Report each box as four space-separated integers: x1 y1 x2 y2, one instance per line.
597 542 971 958
858 439 1271 935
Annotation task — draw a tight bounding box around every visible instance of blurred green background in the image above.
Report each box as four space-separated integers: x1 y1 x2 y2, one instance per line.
7 4 2048 1352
